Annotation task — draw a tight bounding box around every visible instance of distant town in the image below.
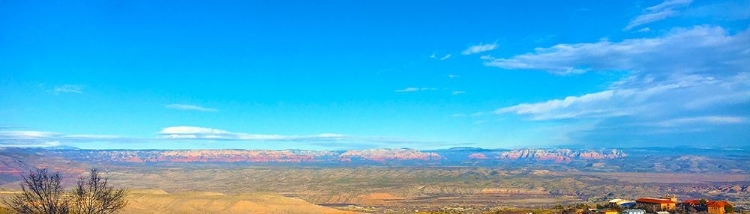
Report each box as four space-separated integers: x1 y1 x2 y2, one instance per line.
561 195 736 214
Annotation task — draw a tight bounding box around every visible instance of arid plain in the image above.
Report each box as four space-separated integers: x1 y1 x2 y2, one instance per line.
0 147 748 213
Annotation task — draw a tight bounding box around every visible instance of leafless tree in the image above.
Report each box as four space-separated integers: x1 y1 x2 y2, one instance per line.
72 168 128 214
3 169 70 214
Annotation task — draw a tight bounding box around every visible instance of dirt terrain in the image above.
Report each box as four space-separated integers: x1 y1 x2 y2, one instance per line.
0 190 357 214
0 147 748 213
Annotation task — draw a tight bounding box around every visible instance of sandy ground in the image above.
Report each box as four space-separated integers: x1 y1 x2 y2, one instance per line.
0 190 358 214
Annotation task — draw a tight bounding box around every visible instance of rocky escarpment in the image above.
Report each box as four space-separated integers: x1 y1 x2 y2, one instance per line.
44 148 442 164
338 148 441 162
56 150 337 163
497 149 627 163
37 148 624 164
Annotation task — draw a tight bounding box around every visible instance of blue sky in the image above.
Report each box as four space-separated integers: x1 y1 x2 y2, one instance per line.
1 0 749 150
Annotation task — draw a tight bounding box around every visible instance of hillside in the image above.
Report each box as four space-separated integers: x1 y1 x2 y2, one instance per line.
0 190 357 214
123 190 357 214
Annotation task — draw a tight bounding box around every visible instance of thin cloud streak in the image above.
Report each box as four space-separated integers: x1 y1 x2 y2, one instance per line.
165 104 218 112
462 43 497 55
483 26 750 76
653 116 745 127
52 84 83 94
159 126 346 141
624 0 692 30
395 87 437 93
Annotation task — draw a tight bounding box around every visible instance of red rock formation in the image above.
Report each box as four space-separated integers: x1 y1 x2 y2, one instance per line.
338 148 441 162
468 153 488 160
497 149 627 162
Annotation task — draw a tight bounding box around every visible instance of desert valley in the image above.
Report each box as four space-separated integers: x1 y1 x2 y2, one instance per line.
0 147 747 213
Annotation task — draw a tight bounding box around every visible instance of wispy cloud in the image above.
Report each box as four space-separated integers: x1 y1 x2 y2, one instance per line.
165 104 218 112
487 25 750 145
624 0 692 30
462 43 497 55
495 90 632 120
495 73 750 121
451 91 465 95
0 128 442 149
440 54 452 60
159 126 345 141
0 131 132 147
52 84 83 94
448 74 459 79
653 116 745 127
395 87 437 93
0 131 58 139
484 26 750 76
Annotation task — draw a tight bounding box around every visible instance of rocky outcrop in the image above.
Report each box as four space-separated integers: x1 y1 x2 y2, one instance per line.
468 153 488 160
338 148 441 162
60 150 337 163
497 149 627 162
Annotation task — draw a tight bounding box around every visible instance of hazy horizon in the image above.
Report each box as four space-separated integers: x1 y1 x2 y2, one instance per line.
2 0 749 150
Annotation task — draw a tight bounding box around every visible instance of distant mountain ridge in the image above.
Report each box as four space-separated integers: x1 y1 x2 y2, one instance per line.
497 149 627 163
30 148 626 164
0 147 747 176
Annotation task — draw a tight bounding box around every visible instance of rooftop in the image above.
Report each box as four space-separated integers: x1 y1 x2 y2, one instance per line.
707 201 731 208
636 198 676 204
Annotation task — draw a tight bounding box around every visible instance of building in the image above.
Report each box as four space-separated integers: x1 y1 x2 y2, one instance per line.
681 199 702 206
609 199 637 209
622 209 646 214
656 211 670 214
707 201 731 214
636 197 676 212
679 199 732 214
598 209 618 214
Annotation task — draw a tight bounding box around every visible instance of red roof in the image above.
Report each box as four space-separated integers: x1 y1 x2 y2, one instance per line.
681 199 702 205
707 201 730 208
636 198 675 204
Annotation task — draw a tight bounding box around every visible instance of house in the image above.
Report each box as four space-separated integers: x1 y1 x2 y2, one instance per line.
622 209 646 214
707 201 731 214
635 197 676 212
679 199 732 214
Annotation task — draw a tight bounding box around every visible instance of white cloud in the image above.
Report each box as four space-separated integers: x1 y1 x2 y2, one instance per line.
0 131 58 139
452 91 465 95
440 54 452 60
484 26 750 76
495 73 750 121
52 84 83 94
165 104 218 112
159 126 346 141
0 130 133 147
624 0 692 30
654 116 745 127
495 90 628 120
462 43 497 55
395 87 437 93
448 74 459 79
430 53 437 59
0 141 61 148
